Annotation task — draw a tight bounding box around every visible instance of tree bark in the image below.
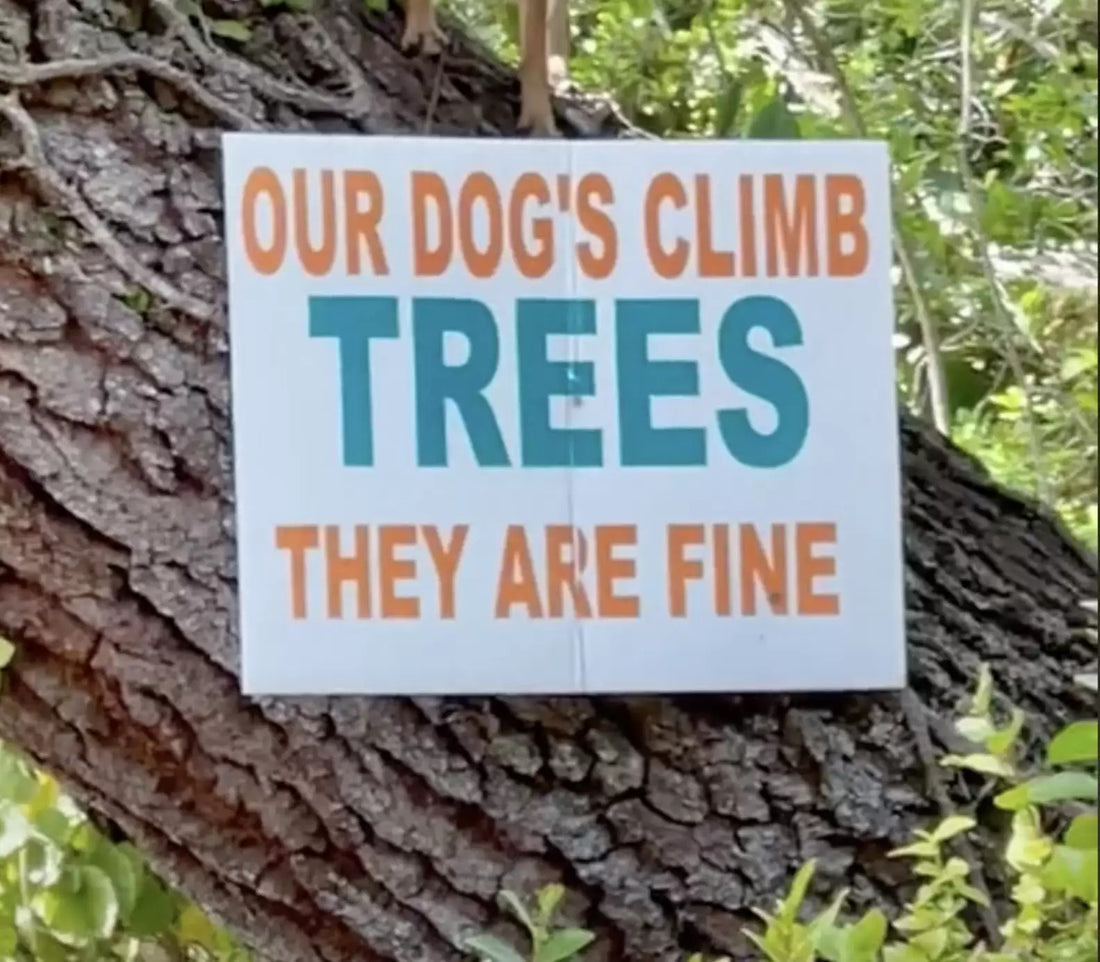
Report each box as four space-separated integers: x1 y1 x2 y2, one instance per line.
0 2 1096 961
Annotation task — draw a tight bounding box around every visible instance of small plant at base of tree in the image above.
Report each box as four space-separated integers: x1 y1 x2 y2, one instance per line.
463 663 1099 962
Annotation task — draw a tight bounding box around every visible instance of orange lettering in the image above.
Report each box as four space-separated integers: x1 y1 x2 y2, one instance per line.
411 172 452 276
546 525 591 618
242 167 286 276
825 174 868 276
694 175 734 277
292 168 337 277
344 171 388 276
738 174 758 277
379 525 418 619
323 524 370 619
575 173 617 279
458 172 503 279
739 524 788 615
713 523 731 616
796 522 839 615
495 525 543 617
644 173 689 279
275 525 318 619
509 173 553 279
423 525 468 619
667 524 704 617
763 174 818 277
595 525 638 618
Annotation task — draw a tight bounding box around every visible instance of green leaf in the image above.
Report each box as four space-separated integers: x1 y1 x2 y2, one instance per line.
128 876 177 937
0 637 14 670
779 860 816 923
844 905 888 958
1046 720 1098 765
971 664 994 715
0 802 30 857
807 889 848 945
955 716 996 744
713 79 743 137
0 922 15 955
1041 844 1099 901
986 708 1026 755
888 839 940 860
910 925 949 959
536 883 565 926
35 865 120 940
210 18 252 41
0 750 37 804
534 928 596 962
883 945 930 962
746 94 800 139
178 903 221 951
87 841 142 921
34 807 74 846
928 815 976 843
24 772 59 819
994 771 1099 810
23 837 65 888
941 753 1015 777
463 933 527 962
497 889 534 935
1064 812 1098 850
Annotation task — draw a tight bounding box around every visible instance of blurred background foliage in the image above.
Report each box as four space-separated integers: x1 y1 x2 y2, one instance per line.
448 0 1099 549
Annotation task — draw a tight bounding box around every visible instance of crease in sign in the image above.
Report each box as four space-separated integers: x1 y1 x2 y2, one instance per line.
222 132 907 697
563 141 587 693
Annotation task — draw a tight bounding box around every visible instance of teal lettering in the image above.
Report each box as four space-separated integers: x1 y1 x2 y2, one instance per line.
517 299 601 467
717 295 809 467
309 295 398 467
413 298 509 467
615 299 706 466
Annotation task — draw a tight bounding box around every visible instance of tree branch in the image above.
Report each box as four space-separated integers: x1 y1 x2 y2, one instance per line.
957 0 1048 505
780 0 952 435
0 52 262 131
0 92 219 325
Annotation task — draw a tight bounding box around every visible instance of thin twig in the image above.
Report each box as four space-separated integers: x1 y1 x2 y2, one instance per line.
781 0 951 434
958 0 1048 504
703 0 734 82
0 52 263 130
901 689 1004 948
423 51 448 133
0 92 217 324
149 0 373 120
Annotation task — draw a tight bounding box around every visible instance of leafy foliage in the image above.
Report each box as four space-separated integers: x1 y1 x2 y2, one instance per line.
465 664 1099 961
0 638 251 960
443 0 1098 548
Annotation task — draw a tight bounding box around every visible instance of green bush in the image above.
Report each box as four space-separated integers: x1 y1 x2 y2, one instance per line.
0 642 251 961
463 664 1099 962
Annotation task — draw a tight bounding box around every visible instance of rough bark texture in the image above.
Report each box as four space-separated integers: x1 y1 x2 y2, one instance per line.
0 2 1097 961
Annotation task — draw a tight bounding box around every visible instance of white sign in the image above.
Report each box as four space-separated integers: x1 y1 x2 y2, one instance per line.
222 133 905 696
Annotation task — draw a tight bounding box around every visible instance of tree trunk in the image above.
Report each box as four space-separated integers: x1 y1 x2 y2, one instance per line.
0 2 1096 960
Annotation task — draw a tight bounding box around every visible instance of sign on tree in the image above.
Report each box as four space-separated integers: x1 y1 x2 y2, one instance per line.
221 135 905 695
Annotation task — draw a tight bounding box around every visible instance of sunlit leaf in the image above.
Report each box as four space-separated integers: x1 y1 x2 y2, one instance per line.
463 933 527 962
746 94 800 139
534 928 596 962
210 18 252 41
35 865 120 940
995 771 1099 810
1046 720 1098 765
